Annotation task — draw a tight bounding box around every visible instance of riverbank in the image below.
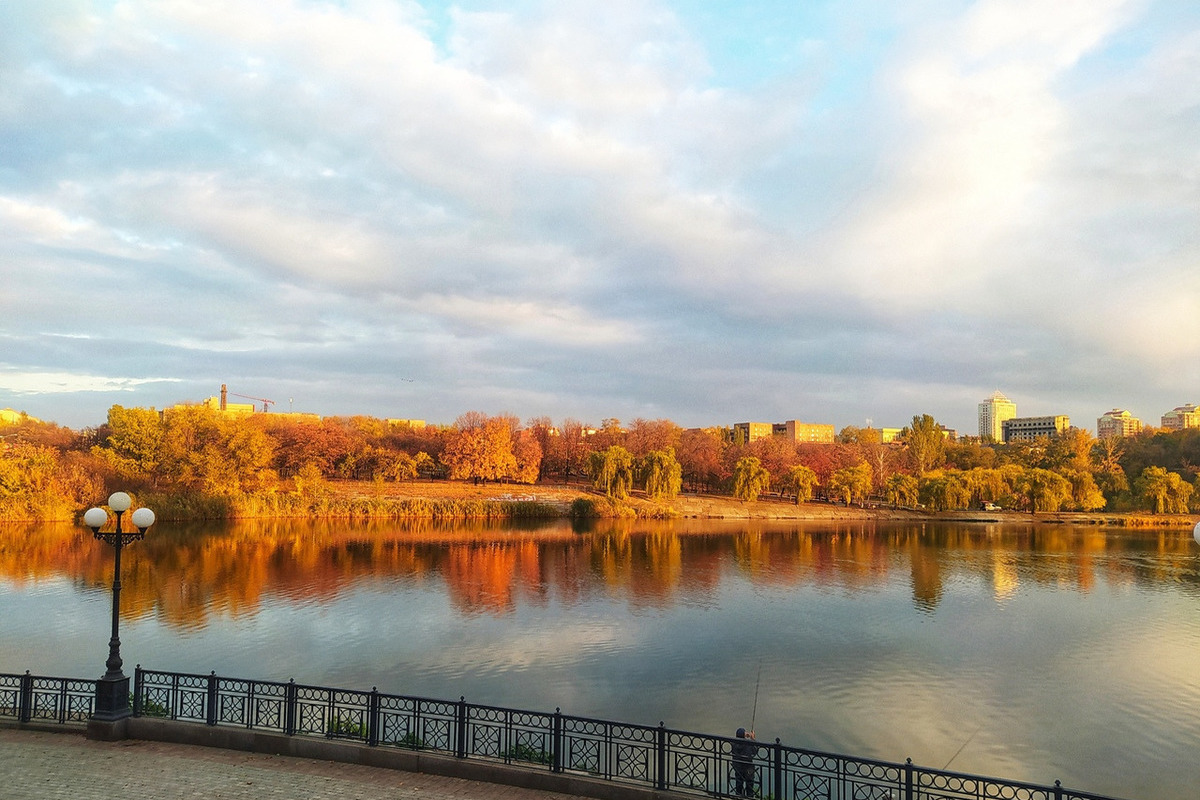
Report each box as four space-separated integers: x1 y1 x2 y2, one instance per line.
333 479 1198 529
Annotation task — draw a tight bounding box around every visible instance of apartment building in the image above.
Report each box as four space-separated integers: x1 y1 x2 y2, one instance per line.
1002 415 1070 442
1161 404 1199 430
734 419 835 445
1097 409 1142 439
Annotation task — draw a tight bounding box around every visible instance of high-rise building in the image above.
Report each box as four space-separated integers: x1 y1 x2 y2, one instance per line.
978 391 1016 442
1097 409 1142 439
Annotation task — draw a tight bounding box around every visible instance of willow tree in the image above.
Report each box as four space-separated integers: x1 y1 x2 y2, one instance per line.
780 464 819 504
732 456 770 502
829 462 873 506
640 448 682 501
885 474 918 508
588 445 634 500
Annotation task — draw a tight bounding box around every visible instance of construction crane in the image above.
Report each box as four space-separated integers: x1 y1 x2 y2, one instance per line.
220 384 275 413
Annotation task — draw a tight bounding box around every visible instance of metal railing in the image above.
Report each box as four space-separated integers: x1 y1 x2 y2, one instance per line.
0 671 94 724
2 667 1125 800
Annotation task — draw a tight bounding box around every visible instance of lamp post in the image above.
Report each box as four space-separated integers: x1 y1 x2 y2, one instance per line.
83 491 155 722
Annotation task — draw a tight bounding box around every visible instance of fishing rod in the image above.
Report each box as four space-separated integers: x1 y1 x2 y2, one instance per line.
750 660 763 733
941 724 982 771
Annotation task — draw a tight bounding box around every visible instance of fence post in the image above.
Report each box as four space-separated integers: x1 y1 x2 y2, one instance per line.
656 722 667 791
285 679 297 736
455 697 468 759
1054 779 1063 800
18 671 32 723
905 758 914 800
773 738 783 800
552 708 563 774
206 672 218 726
132 666 143 716
368 688 380 747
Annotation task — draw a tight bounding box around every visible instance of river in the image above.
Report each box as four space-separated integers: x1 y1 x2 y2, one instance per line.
2 517 1199 800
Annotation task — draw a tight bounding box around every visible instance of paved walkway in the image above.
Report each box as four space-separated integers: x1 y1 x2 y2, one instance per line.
0 728 580 800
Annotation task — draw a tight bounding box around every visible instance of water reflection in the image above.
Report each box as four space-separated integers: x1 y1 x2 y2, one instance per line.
3 520 1198 627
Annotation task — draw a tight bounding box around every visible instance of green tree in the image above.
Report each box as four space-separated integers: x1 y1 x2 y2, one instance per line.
1015 468 1073 513
829 462 873 506
732 456 770 502
884 474 918 508
640 448 683 501
1065 469 1106 511
1134 466 1193 513
919 470 971 511
779 464 819 504
588 446 634 500
903 414 946 476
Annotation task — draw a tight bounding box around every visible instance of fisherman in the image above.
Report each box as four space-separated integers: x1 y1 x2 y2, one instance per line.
730 727 757 798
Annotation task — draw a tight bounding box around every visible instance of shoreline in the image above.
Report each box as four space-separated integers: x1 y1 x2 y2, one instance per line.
338 480 1200 530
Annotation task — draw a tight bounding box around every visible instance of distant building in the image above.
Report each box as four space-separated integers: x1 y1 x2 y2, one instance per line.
734 419 834 445
1161 404 1199 431
776 420 836 444
1097 409 1142 439
1002 415 1070 442
200 395 257 416
880 428 903 443
978 391 1017 442
387 419 426 429
733 422 775 443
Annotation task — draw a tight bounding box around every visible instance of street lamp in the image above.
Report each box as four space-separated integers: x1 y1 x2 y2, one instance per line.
83 491 155 722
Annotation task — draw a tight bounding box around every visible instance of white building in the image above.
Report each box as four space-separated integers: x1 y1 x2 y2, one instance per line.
978 391 1017 442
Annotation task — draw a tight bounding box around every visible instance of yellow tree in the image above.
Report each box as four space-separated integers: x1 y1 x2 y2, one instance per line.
829 462 874 506
441 416 517 482
732 456 770 502
588 446 634 499
640 448 683 501
780 464 819 504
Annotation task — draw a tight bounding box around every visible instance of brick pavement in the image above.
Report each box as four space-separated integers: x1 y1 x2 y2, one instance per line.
0 727 581 800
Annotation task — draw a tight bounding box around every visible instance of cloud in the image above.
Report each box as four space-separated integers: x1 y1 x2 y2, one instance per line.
1 0 1198 430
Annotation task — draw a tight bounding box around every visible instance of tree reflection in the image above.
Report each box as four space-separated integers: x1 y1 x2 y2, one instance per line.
2 520 1198 628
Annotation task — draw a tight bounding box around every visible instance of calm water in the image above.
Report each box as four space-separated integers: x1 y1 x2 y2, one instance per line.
2 518 1199 800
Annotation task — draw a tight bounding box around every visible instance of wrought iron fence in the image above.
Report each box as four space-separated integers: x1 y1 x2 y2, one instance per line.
1 667 1126 800
0 671 93 724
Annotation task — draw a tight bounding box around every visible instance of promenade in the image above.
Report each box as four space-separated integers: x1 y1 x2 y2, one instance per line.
0 727 579 800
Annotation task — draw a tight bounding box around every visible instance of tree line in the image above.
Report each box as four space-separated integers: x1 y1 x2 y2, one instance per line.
1 406 1198 521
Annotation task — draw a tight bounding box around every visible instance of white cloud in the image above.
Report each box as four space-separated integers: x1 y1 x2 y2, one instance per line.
0 370 179 394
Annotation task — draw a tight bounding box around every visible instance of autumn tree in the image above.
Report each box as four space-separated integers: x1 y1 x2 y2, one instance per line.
589 445 634 500
919 470 972 511
511 429 543 484
94 405 164 487
677 427 726 492
903 414 946 476
1134 466 1193 513
640 448 683 501
440 415 519 483
626 419 682 458
732 456 770 502
829 463 874 506
779 464 819 504
1015 468 1073 513
885 474 919 508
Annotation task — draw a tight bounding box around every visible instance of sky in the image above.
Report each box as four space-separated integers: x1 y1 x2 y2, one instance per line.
2 0 1198 434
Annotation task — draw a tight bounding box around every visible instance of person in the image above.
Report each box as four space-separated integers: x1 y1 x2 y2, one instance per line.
730 726 757 798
